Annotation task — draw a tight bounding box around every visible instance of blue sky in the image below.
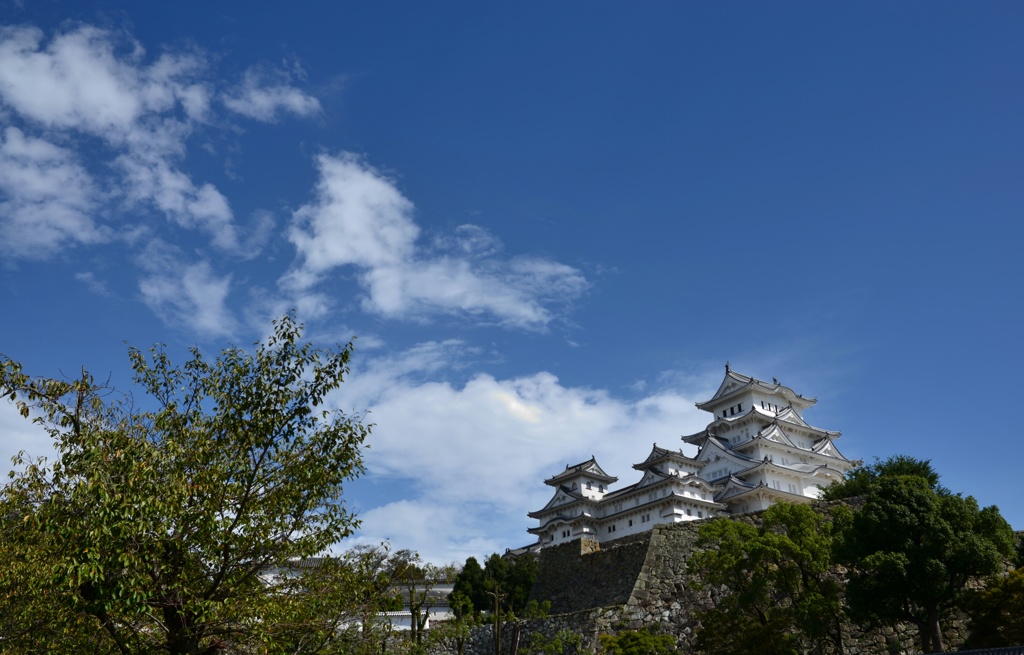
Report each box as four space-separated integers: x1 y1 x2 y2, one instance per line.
1 2 1021 563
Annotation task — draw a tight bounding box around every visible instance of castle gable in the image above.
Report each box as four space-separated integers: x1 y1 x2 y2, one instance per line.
812 438 848 460
544 456 618 486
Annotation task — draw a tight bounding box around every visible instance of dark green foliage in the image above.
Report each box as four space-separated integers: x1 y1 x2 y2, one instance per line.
833 463 1015 654
451 552 539 618
452 556 488 617
964 568 1024 649
523 628 582 655
821 454 943 500
690 503 842 655
598 629 677 655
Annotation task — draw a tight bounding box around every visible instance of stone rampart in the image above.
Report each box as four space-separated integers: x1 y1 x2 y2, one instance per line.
529 532 651 614
440 504 988 655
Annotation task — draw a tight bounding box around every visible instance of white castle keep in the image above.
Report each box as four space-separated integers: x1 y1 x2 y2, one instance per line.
527 365 855 547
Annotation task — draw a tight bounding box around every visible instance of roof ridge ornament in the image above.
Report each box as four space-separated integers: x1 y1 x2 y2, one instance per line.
725 361 730 372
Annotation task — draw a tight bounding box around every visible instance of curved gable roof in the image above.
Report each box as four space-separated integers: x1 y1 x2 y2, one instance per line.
633 443 702 471
544 456 618 486
697 367 816 413
811 438 849 461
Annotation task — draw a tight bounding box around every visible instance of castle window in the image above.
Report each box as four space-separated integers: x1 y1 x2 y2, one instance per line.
628 519 633 527
571 483 577 491
729 407 734 416
686 508 692 516
586 481 592 490
599 485 604 492
722 410 727 418
698 511 703 518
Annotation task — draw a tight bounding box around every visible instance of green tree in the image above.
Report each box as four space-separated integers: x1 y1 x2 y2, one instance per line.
833 470 1016 653
598 629 676 655
964 567 1024 648
451 552 539 619
689 503 843 655
452 556 488 618
821 454 943 501
0 314 370 655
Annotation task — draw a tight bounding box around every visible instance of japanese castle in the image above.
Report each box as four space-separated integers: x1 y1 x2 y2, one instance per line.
528 365 855 547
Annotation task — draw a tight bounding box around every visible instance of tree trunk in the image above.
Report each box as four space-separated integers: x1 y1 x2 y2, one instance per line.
831 613 844 655
927 606 945 654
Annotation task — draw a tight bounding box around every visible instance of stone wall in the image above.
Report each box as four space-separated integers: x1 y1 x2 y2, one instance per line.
438 506 1007 655
529 532 652 614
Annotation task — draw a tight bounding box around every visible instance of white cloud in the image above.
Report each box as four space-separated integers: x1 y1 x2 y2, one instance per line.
136 241 237 338
347 500 509 565
283 153 588 329
0 397 56 479
222 67 321 122
338 345 715 562
116 153 238 250
75 271 111 296
0 25 210 146
0 25 153 134
0 126 106 258
0 23 318 263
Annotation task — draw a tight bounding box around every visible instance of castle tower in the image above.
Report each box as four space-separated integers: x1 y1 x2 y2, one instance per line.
526 366 855 547
682 365 854 513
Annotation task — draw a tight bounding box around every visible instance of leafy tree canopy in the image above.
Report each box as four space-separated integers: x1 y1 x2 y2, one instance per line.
690 503 843 655
598 629 676 655
0 314 370 655
821 454 943 500
450 552 539 619
832 464 1015 654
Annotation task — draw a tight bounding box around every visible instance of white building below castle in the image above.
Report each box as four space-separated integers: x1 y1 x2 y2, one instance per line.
527 366 855 547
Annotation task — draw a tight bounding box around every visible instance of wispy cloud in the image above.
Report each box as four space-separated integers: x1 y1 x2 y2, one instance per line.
0 23 317 261
136 241 237 338
282 153 589 329
222 66 321 122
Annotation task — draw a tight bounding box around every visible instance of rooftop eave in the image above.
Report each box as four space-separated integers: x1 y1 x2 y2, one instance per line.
544 457 619 485
682 428 712 445
633 445 701 470
696 369 817 412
